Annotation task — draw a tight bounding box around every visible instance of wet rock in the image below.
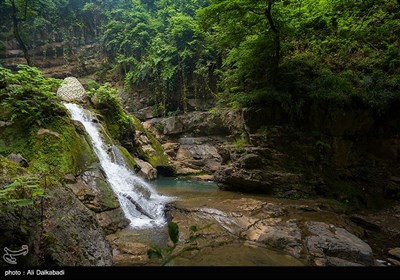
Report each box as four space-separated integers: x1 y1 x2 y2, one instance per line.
350 215 381 232
326 257 364 266
96 208 130 234
44 184 113 266
388 258 400 266
243 219 303 258
134 157 157 181
7 153 28 167
111 242 149 266
388 248 400 259
217 166 307 194
67 171 120 213
305 221 374 266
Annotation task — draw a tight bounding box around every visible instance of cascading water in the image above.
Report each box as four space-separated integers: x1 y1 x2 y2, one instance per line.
64 103 171 228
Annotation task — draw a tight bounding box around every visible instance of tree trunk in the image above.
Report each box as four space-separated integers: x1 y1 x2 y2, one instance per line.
265 0 280 86
9 0 32 66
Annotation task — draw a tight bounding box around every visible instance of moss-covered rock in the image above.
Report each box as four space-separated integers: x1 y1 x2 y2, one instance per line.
0 155 25 183
117 145 140 171
90 82 173 176
29 118 84 176
131 115 170 168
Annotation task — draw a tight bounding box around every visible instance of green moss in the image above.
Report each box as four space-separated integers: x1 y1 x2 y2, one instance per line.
0 125 36 160
28 118 84 176
118 145 140 171
130 115 169 168
0 156 26 183
91 83 170 169
94 177 120 211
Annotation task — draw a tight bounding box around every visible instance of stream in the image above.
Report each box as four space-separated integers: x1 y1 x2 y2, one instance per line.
109 178 306 266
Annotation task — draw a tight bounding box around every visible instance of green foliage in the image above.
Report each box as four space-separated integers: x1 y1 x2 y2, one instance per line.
103 0 217 112
200 0 400 111
147 221 213 265
0 66 90 177
0 65 63 127
168 221 180 245
2 0 399 114
234 133 248 149
0 176 45 211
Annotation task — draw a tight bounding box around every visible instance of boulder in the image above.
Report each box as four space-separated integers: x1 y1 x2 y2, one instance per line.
57 77 87 102
305 221 374 266
43 184 113 265
0 120 13 128
136 106 157 120
7 153 28 167
96 208 130 234
163 117 184 135
66 171 120 213
243 219 303 258
175 142 222 174
238 154 263 169
134 157 157 181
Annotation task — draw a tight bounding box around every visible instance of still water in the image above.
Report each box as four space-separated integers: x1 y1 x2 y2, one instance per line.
147 178 305 266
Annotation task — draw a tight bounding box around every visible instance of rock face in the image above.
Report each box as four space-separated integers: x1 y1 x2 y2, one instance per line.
174 138 223 175
57 77 87 102
1 39 102 78
0 156 113 266
43 184 113 266
389 248 400 259
66 170 120 213
142 102 400 204
305 221 374 266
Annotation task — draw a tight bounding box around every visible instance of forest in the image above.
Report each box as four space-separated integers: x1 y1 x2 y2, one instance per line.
1 0 399 113
1 0 400 268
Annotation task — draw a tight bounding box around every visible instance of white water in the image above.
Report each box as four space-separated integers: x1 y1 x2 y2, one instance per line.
64 103 171 228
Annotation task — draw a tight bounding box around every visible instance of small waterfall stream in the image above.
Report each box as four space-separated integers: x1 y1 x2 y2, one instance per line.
64 103 171 228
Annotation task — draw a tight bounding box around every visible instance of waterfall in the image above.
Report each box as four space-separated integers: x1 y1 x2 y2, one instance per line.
64 103 171 228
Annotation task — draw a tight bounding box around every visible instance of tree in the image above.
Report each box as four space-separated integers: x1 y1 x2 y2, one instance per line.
8 0 32 65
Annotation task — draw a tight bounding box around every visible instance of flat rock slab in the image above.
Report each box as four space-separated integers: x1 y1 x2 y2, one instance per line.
305 221 374 265
388 248 400 259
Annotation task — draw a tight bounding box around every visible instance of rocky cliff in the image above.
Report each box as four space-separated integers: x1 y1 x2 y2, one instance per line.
0 39 103 78
142 102 400 208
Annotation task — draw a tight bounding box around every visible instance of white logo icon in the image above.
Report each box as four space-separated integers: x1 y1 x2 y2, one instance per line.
3 245 29 265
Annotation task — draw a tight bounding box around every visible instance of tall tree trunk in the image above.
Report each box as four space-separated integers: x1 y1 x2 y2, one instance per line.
265 0 280 86
9 0 32 66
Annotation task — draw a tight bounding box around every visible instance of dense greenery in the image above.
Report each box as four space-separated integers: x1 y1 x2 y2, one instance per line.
0 65 62 127
0 65 87 176
1 0 399 112
102 0 218 113
200 0 400 110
